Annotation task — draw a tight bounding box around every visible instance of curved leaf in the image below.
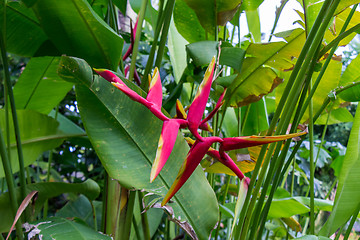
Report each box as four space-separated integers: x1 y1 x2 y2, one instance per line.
320 105 360 236
0 110 66 178
14 57 74 114
0 1 49 56
0 180 100 233
27 217 111 240
338 54 360 102
59 56 219 239
226 28 305 107
24 0 123 70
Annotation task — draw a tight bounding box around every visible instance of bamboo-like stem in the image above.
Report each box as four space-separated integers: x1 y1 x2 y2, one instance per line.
342 204 360 239
142 0 165 88
121 190 136 239
0 124 23 239
0 20 27 219
154 0 175 70
138 191 150 240
268 0 289 42
237 1 340 238
299 3 358 121
129 0 148 83
308 81 315 234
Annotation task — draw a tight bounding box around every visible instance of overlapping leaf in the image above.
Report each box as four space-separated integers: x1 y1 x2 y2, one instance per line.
0 110 65 178
22 0 123 70
14 57 74 114
58 56 219 239
225 28 305 107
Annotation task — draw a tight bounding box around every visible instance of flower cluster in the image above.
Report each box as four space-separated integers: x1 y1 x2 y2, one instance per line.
95 57 305 206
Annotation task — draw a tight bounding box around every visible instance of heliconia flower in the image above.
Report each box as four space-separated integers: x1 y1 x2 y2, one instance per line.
220 132 307 152
175 99 212 131
122 17 139 61
162 136 223 206
185 137 245 180
150 119 180 183
146 68 162 111
94 68 169 122
187 56 216 140
200 88 226 126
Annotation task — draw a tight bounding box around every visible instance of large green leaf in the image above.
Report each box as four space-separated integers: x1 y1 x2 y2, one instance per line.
173 0 208 43
0 110 65 178
58 56 219 239
0 1 49 56
319 105 360 236
14 57 74 114
27 217 110 240
0 179 100 233
338 54 360 102
226 28 305 107
23 0 123 70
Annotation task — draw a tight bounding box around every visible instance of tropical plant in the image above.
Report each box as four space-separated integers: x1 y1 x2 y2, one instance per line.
0 0 360 239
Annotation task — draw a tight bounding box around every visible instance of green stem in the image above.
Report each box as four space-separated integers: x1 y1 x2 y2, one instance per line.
142 0 165 87
342 203 360 239
132 216 142 240
308 82 315 234
268 0 289 42
0 122 23 239
0 19 27 217
129 0 148 83
319 23 360 58
154 0 175 69
90 200 97 231
138 191 150 240
299 3 358 121
121 190 136 239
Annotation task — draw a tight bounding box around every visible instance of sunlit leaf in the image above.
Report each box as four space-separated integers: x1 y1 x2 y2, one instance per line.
320 106 360 236
226 28 305 107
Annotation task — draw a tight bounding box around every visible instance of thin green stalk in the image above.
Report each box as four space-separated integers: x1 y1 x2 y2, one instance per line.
214 175 231 239
319 23 360 57
257 139 304 239
267 0 335 135
342 204 360 239
138 191 150 240
129 0 148 83
121 190 136 239
90 200 98 231
324 178 337 200
290 157 295 196
154 0 175 69
0 22 27 215
308 82 315 234
142 0 165 85
268 0 289 42
299 3 358 120
0 122 23 239
334 224 345 240
132 216 142 240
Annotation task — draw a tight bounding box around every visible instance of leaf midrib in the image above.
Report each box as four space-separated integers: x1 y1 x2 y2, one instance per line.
88 86 204 238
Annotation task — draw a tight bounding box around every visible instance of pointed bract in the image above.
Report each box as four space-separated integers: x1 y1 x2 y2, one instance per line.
146 68 162 111
221 132 307 151
175 99 187 119
200 88 226 125
150 120 180 182
162 136 222 206
187 56 216 138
